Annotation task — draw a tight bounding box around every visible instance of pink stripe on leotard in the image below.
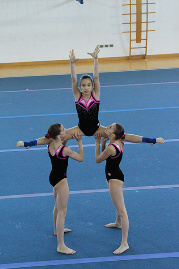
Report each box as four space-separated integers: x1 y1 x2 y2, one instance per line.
75 93 100 111
109 143 123 159
48 145 67 159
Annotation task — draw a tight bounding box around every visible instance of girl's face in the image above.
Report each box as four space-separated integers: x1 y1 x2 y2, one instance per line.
80 78 93 95
105 123 116 138
59 125 66 140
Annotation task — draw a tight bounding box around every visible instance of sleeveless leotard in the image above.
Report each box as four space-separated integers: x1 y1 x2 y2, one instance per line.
105 142 124 182
48 145 69 187
75 93 100 136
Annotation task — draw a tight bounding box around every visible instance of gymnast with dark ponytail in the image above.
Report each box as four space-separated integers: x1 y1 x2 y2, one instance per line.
17 123 84 255
95 123 164 255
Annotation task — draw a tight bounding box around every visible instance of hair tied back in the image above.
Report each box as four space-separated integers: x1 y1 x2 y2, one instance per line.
46 132 51 138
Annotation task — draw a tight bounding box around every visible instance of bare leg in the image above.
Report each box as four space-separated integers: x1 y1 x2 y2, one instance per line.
105 213 122 229
36 126 84 146
105 181 122 228
94 125 108 138
54 179 76 254
64 125 108 145
108 179 129 254
53 188 58 235
63 126 85 142
54 228 72 235
37 125 107 146
95 128 144 143
53 188 71 235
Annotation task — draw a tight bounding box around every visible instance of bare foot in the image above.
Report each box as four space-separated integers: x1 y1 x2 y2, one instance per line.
105 222 122 229
64 228 72 233
57 245 76 255
54 228 72 235
113 244 129 255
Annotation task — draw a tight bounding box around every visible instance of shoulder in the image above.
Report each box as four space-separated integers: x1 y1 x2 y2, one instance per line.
63 146 72 157
102 143 116 157
107 144 116 154
111 142 123 152
75 91 82 102
74 89 82 102
91 90 100 101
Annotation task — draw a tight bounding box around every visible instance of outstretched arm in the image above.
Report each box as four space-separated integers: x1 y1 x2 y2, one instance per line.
37 137 52 145
17 136 52 148
87 45 100 98
124 134 142 143
124 134 164 144
69 49 80 99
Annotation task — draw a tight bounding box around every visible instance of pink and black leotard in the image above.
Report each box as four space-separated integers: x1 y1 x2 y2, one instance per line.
48 145 69 187
105 143 124 182
75 92 100 136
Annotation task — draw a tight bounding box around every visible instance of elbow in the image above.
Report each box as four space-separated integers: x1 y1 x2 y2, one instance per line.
95 158 100 163
93 76 99 81
72 78 77 85
79 155 84 162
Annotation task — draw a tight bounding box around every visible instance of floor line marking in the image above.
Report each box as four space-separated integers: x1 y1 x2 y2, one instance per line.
0 139 178 154
1 80 179 93
1 106 179 119
0 185 178 200
0 252 178 268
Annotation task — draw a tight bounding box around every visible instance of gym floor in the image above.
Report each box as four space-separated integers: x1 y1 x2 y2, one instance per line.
0 62 179 268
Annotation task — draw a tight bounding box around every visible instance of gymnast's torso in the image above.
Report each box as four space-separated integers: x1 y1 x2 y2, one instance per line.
75 92 100 136
48 145 69 187
105 142 124 182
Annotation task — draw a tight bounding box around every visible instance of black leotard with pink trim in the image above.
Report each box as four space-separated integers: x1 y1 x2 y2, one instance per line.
105 143 124 182
48 145 69 187
75 93 100 136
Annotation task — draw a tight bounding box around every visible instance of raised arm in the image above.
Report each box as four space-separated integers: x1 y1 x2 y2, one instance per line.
64 137 84 162
87 45 100 98
69 49 80 100
95 137 113 163
95 137 101 162
101 137 109 152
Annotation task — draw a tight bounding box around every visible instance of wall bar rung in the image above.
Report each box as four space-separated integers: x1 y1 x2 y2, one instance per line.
142 12 156 14
131 39 146 41
122 30 155 33
123 3 155 6
123 21 155 24
122 12 156 15
131 47 146 49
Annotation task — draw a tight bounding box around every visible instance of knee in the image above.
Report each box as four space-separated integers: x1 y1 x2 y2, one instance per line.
117 208 128 219
53 204 57 211
58 208 67 218
53 206 57 215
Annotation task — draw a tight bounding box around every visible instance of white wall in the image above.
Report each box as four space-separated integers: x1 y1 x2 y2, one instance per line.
0 0 179 63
